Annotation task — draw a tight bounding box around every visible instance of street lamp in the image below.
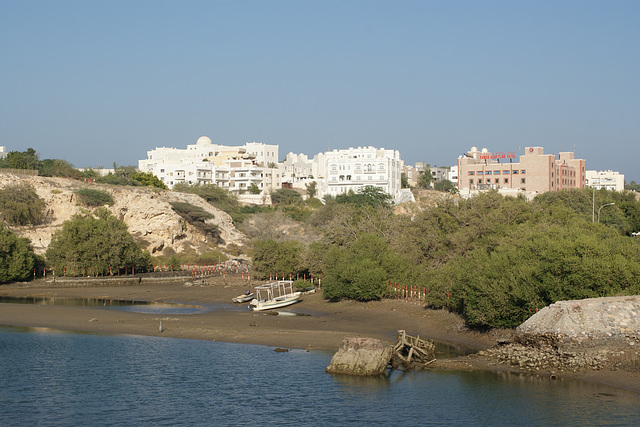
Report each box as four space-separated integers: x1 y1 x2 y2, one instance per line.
597 203 615 223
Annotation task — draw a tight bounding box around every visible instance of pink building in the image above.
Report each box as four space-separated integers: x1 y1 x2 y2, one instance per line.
457 146 586 194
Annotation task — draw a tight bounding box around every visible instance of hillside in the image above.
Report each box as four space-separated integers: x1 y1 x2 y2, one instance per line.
0 172 247 257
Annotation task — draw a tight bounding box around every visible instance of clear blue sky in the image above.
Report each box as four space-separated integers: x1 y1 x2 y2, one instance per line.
2 0 639 181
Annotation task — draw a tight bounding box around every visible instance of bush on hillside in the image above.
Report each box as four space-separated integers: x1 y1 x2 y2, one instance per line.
0 182 46 226
74 188 114 207
46 208 152 275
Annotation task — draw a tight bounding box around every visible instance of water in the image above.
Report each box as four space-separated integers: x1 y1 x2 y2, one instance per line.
0 326 638 426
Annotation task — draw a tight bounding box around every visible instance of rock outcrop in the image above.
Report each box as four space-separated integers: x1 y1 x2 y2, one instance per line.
482 296 640 373
0 172 247 256
326 337 393 376
515 296 640 350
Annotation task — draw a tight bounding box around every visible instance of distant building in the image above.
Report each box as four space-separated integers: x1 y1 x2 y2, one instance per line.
457 146 586 196
322 146 403 200
138 136 280 193
586 170 625 192
0 146 6 159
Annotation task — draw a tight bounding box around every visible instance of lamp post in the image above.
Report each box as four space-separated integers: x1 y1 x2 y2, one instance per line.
597 202 615 224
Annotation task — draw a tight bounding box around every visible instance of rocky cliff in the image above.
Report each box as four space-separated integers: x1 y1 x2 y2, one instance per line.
0 172 247 257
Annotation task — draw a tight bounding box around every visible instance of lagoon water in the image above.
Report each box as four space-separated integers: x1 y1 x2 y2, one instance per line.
0 326 638 426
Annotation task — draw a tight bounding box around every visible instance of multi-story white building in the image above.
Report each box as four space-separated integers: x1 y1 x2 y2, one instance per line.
0 146 7 159
321 146 403 200
586 170 625 192
138 136 280 193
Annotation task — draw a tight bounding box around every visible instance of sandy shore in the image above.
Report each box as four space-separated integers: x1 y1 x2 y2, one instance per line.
1 276 639 394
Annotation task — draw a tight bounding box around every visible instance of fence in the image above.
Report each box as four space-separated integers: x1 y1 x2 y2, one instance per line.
389 282 450 306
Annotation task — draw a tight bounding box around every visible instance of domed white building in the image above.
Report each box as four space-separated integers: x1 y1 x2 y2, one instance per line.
138 136 280 193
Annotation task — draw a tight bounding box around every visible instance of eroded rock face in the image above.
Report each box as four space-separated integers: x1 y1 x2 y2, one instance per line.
326 337 393 376
0 173 247 256
515 296 640 350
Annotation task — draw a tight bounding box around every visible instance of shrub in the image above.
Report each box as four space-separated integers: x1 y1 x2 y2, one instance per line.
252 240 306 280
169 202 220 239
74 188 114 207
0 182 46 226
45 208 152 276
0 225 39 283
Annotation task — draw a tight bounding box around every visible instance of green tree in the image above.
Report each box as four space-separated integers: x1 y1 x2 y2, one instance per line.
401 173 410 188
131 171 168 189
0 148 39 170
270 188 303 205
0 182 46 225
46 208 152 275
433 179 457 193
252 239 306 279
247 183 261 194
38 159 82 178
335 186 393 209
417 168 432 188
0 225 39 283
305 181 318 198
322 233 412 301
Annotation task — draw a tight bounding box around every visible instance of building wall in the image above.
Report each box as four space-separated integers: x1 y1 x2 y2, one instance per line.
586 170 625 192
322 146 402 200
138 136 278 193
457 146 585 195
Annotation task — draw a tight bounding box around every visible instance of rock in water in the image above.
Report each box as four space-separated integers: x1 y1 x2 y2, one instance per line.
326 337 393 376
516 296 640 350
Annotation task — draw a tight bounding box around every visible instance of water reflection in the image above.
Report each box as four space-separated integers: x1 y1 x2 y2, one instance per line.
0 296 205 314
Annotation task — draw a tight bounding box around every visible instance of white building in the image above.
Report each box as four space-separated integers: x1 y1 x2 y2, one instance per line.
321 146 403 200
138 136 280 193
586 170 625 192
0 146 7 159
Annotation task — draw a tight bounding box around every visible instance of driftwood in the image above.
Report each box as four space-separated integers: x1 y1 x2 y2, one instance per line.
392 330 436 369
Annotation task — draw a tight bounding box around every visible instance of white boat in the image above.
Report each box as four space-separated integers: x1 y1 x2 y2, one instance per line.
232 292 254 303
249 281 301 311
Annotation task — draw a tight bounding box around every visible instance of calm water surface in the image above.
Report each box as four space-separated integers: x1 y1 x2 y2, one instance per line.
0 326 638 426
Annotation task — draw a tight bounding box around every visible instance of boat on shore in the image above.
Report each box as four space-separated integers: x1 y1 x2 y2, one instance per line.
249 280 301 311
232 291 254 303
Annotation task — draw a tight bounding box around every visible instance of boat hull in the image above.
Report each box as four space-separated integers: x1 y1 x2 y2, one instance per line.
250 292 301 311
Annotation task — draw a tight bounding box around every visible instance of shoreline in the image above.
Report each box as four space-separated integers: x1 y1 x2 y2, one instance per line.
1 276 639 395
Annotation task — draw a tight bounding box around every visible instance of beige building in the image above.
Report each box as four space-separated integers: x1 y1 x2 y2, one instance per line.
586 170 625 192
457 146 586 194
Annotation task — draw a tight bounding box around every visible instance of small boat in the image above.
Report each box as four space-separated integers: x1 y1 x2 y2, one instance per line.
249 280 301 311
232 291 255 303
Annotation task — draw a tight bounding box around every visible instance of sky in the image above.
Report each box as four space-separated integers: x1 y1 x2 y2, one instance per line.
1 0 639 181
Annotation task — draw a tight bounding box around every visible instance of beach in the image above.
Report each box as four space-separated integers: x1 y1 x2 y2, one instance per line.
1 275 639 394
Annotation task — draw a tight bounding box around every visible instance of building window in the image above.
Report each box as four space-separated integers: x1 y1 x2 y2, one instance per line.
486 171 492 175
477 171 483 175
469 179 474 185
331 165 337 171
378 164 385 170
160 169 165 173
495 178 500 184
503 170 509 174
504 178 508 184
468 171 475 175
512 170 519 174
521 178 526 184
521 170 526 174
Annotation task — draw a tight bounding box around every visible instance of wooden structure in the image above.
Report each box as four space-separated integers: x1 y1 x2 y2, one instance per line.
392 330 436 369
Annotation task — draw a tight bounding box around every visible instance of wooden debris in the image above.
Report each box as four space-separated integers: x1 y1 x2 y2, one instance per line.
392 330 436 369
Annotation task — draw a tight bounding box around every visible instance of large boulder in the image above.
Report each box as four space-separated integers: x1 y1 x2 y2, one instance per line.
515 296 640 350
326 337 393 376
